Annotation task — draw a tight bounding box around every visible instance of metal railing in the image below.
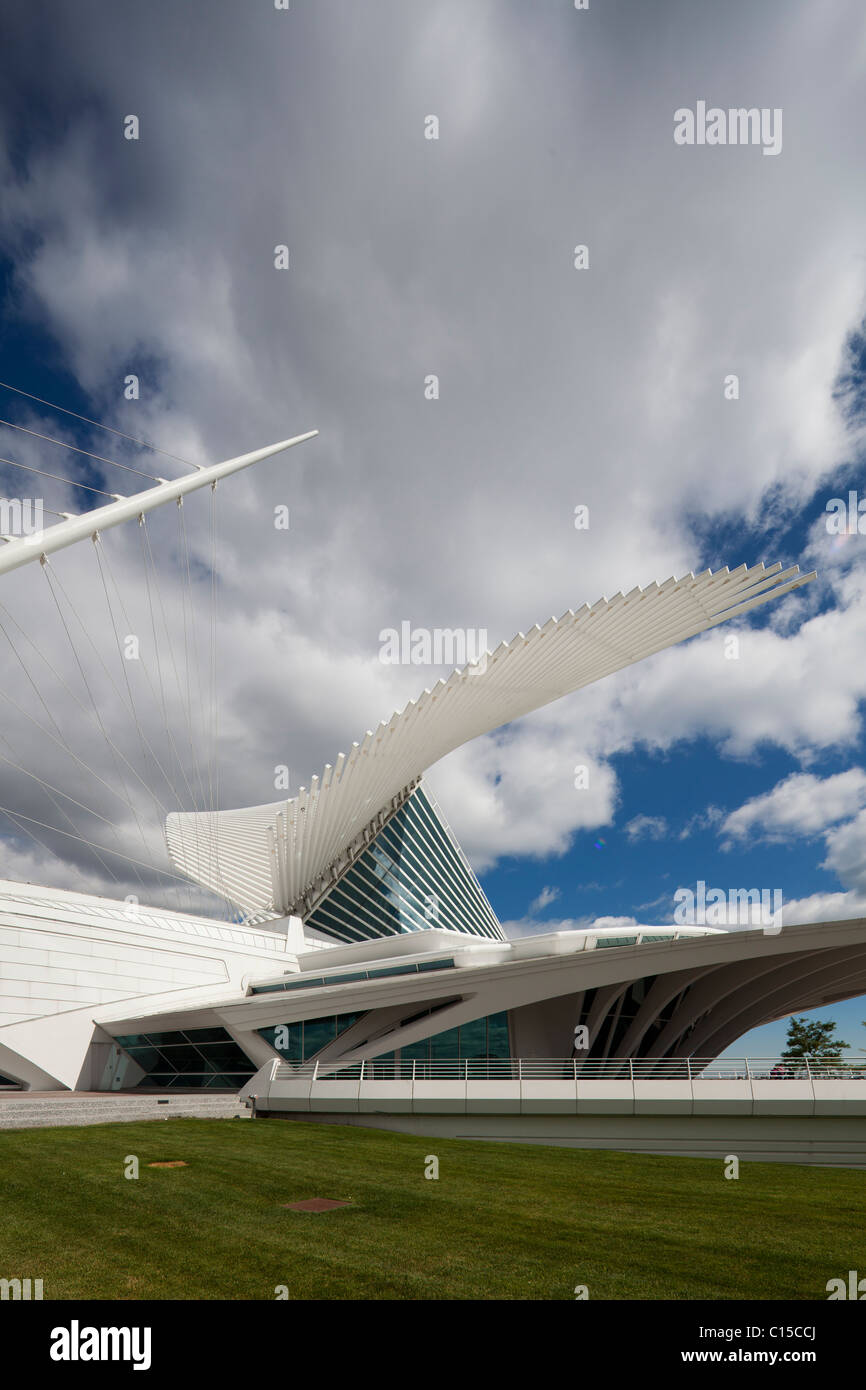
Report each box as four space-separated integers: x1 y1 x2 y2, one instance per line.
271 1055 866 1083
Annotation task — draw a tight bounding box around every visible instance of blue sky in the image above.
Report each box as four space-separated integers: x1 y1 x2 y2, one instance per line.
0 0 865 1060
480 451 866 1055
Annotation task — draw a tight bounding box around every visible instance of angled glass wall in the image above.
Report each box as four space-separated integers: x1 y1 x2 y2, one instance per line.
257 1012 365 1064
113 1027 256 1088
303 784 503 943
255 1009 510 1067
398 1011 511 1062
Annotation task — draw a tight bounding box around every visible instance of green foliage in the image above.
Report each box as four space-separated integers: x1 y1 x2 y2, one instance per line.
781 1016 849 1062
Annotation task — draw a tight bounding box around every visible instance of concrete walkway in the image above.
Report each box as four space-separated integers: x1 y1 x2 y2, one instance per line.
0 1091 249 1130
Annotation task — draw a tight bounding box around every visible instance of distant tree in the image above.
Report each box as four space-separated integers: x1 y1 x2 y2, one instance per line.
781 1016 850 1062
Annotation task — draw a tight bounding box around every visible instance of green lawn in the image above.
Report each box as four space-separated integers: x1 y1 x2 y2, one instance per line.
0 1117 863 1299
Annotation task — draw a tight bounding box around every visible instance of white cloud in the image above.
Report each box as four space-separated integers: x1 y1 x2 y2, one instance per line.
782 889 866 926
529 885 560 914
679 807 725 840
822 809 866 895
427 737 619 873
625 813 668 842
722 769 866 843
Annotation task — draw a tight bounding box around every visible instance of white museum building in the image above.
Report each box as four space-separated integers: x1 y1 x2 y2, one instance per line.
1 433 864 1163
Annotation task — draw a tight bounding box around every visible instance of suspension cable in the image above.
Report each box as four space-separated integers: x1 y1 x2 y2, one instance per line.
41 561 168 878
0 617 138 890
0 378 199 469
0 803 193 883
0 417 163 482
0 454 119 498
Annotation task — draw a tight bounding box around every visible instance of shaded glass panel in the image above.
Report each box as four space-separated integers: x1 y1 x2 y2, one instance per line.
429 1027 460 1058
486 1013 510 1058
303 785 503 943
150 1045 202 1071
397 1011 511 1063
459 1016 487 1058
257 1013 365 1063
302 1017 336 1058
258 1021 302 1059
194 1042 252 1068
121 1046 163 1071
111 1027 256 1088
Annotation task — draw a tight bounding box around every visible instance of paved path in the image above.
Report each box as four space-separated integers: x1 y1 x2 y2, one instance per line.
0 1091 249 1130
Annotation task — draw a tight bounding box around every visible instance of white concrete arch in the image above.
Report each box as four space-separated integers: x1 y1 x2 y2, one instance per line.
693 957 866 1059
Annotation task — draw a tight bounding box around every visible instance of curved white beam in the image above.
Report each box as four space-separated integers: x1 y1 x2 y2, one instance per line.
167 560 817 915
0 430 318 578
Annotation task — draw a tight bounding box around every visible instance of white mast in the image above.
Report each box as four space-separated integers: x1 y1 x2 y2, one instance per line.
0 429 318 577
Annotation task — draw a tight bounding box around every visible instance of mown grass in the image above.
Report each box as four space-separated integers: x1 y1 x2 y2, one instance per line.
0 1117 863 1299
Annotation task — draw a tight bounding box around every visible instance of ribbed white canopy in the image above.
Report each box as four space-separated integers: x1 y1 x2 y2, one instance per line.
166 561 814 915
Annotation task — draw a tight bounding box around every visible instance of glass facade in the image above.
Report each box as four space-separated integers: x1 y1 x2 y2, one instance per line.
303 785 503 943
396 1011 510 1062
112 1027 255 1088
255 1009 510 1065
257 1012 365 1063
